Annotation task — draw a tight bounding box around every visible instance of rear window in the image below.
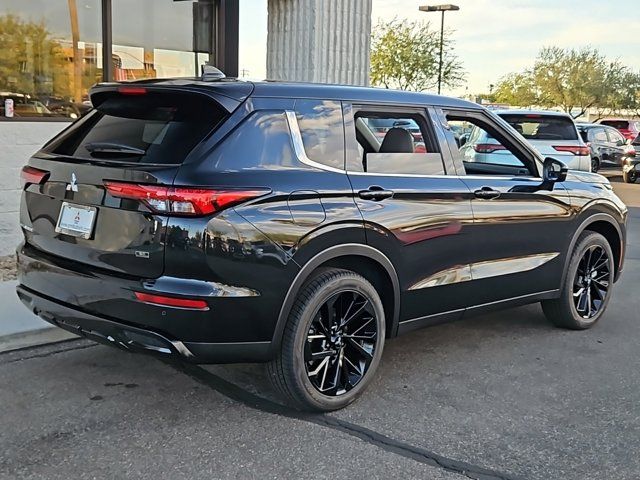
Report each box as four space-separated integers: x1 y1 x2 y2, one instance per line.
47 92 226 165
600 120 629 130
500 114 578 141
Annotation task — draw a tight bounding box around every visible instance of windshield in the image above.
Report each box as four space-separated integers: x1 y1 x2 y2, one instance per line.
500 114 578 141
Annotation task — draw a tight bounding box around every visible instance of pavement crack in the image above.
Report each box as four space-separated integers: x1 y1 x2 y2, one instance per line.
0 340 96 364
166 360 522 480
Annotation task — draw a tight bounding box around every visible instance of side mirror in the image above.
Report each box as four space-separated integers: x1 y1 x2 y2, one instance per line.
543 157 568 184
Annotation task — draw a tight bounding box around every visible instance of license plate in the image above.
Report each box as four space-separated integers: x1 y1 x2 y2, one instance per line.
55 202 97 239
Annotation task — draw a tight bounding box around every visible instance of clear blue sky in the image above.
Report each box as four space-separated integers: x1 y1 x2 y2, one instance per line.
239 0 640 94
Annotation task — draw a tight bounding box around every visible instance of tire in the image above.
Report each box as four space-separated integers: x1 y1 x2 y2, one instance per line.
591 157 599 173
623 169 638 183
542 231 614 330
268 268 386 411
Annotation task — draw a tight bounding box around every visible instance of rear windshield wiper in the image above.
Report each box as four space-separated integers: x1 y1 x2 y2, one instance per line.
85 142 146 156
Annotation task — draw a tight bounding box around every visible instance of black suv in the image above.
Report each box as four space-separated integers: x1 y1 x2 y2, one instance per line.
577 123 630 172
17 80 627 411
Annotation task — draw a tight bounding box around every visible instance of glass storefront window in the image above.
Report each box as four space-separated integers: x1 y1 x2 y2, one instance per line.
111 0 209 82
0 1 101 119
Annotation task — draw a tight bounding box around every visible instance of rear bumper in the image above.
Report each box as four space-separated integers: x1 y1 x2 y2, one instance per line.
16 285 272 363
15 243 279 363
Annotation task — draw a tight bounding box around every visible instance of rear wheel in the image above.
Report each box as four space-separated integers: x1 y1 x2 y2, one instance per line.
591 157 600 173
542 231 614 329
623 169 638 183
268 269 385 411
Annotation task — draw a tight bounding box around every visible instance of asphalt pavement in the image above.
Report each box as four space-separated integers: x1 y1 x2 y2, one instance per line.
1 177 639 480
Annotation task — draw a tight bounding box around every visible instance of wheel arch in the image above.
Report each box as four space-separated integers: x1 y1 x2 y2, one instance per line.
562 213 624 285
270 244 401 353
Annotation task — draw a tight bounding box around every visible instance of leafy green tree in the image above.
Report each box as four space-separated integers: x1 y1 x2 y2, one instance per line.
493 46 640 118
370 19 465 92
493 72 539 107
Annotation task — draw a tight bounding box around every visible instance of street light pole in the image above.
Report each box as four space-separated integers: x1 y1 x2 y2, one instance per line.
419 4 460 95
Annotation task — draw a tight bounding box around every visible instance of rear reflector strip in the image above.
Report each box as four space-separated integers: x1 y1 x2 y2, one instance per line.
552 145 590 156
104 181 270 216
20 166 49 187
134 292 209 311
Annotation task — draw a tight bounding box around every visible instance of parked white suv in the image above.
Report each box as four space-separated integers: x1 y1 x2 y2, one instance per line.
459 110 591 171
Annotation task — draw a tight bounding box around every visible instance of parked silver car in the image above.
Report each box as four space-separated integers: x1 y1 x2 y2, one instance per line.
459 110 591 171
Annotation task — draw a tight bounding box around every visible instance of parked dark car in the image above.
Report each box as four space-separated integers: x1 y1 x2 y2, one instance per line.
577 123 630 172
17 80 627 411
598 119 640 142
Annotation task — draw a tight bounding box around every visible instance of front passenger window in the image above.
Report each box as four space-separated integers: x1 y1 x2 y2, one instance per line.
353 113 445 175
445 114 534 177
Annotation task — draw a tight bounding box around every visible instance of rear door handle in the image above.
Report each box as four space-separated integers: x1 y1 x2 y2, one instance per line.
358 186 394 201
474 187 501 199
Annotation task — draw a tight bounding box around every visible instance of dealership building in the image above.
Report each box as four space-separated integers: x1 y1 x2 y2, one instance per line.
0 0 372 255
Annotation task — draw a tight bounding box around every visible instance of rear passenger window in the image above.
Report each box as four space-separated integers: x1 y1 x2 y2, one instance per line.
350 111 445 175
295 100 345 170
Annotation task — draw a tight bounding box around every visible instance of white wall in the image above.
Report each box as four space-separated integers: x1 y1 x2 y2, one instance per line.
267 0 372 86
0 121 70 256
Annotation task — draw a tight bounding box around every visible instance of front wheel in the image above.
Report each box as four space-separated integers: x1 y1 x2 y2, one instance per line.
268 268 385 411
542 231 614 330
623 168 638 183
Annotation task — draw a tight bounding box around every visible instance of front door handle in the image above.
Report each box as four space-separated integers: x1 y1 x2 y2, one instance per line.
358 186 394 201
474 187 501 199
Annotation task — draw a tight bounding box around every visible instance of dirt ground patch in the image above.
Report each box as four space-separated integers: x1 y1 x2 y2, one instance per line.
0 255 17 282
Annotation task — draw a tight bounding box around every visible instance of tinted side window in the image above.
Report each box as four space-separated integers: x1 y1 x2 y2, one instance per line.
351 111 445 175
295 100 344 170
211 111 296 171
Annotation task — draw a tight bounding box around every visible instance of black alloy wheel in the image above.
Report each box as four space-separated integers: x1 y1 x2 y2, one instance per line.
623 169 638 183
305 290 378 396
268 269 385 411
572 245 610 319
542 231 614 330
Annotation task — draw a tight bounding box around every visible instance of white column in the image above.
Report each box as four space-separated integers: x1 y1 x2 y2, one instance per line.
267 0 372 86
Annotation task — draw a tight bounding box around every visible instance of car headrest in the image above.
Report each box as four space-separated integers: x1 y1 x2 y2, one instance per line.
380 128 414 153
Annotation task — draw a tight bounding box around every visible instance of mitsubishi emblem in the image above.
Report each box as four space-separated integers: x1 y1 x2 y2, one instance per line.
66 172 78 192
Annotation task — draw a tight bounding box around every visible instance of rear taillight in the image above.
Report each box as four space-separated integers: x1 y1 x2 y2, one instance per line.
552 145 590 156
134 292 209 311
104 182 269 216
20 166 49 188
474 143 507 153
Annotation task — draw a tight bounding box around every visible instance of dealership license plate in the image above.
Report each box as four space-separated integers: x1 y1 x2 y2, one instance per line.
55 202 97 239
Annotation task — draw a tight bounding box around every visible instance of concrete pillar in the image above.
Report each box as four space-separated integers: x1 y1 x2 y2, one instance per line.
267 0 372 86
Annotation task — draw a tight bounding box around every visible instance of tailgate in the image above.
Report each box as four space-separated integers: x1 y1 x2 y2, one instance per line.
19 85 233 278
21 158 175 278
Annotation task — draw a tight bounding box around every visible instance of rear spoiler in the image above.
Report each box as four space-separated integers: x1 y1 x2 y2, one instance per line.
90 80 254 113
